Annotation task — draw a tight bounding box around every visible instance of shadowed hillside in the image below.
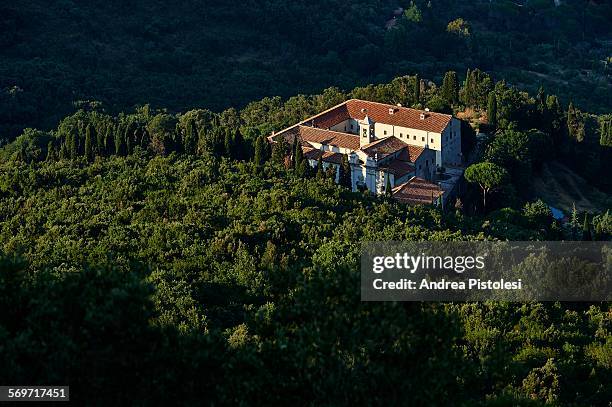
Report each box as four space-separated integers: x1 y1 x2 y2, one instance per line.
1 0 612 140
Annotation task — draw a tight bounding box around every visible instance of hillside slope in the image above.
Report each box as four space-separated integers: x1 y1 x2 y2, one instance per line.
2 0 611 139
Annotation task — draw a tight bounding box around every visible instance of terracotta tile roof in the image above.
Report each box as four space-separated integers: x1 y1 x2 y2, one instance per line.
392 177 443 205
396 145 425 162
274 127 309 146
303 147 344 164
360 136 409 160
309 104 351 129
302 145 316 155
293 125 360 150
309 99 452 134
380 159 415 178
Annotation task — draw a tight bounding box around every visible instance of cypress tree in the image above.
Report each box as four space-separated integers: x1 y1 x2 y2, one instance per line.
46 141 55 161
413 74 420 104
96 124 104 154
84 125 93 161
272 137 288 165
316 156 324 180
462 68 472 105
339 154 352 189
126 131 132 155
567 102 576 138
124 123 133 155
385 175 393 197
64 134 70 159
487 92 497 130
224 128 233 158
211 127 226 156
77 120 84 140
567 102 584 142
190 121 199 154
294 143 305 176
570 202 579 239
141 127 150 149
234 129 245 160
183 121 191 154
114 125 123 156
600 117 612 147
59 142 67 161
291 136 299 169
253 136 264 167
184 120 197 155
594 216 603 240
265 135 272 159
104 124 112 154
69 133 78 160
582 213 592 241
441 71 459 105
469 69 478 107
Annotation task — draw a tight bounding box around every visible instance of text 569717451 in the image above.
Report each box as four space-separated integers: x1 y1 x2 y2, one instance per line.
0 386 69 401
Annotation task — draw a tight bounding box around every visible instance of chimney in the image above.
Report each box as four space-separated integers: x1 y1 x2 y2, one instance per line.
425 108 430 112
389 108 395 115
420 113 425 120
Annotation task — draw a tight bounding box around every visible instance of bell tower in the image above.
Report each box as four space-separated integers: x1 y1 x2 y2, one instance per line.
359 114 375 147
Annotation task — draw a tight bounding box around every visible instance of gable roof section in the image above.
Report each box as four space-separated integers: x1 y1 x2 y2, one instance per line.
296 126 360 150
392 177 443 205
360 136 409 160
309 103 351 129
379 159 415 178
302 147 344 164
396 145 425 162
309 99 452 133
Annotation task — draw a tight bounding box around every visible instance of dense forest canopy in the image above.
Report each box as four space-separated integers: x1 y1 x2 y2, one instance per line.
1 1 611 405
0 153 610 405
5 67 611 200
2 0 612 139
0 69 611 403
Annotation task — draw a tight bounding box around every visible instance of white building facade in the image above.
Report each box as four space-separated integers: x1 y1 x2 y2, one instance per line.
269 99 463 204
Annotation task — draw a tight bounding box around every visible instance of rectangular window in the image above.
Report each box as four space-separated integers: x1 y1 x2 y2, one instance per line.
413 135 416 140
422 137 425 142
431 138 434 143
384 130 387 135
400 133 403 138
351 124 354 129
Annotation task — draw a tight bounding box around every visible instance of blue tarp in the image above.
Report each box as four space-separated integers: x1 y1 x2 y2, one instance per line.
549 206 565 220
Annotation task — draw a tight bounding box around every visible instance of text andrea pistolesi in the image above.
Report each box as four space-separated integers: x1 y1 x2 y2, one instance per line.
371 253 522 291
